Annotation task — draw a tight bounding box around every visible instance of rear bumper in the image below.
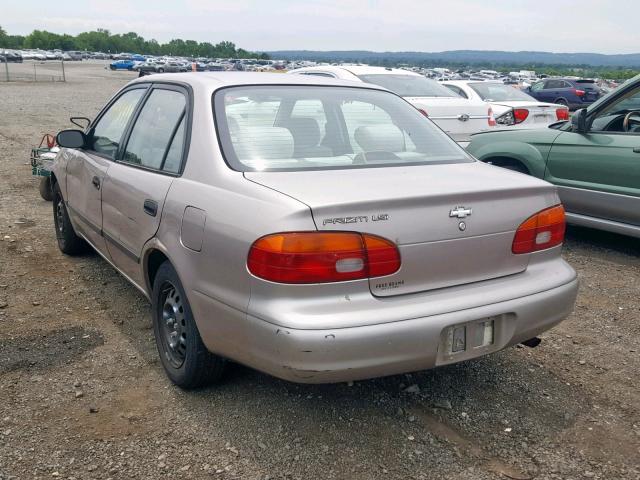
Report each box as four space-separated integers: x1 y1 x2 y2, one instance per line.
239 274 578 384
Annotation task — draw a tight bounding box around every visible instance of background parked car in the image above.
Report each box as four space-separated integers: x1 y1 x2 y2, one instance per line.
443 80 569 128
155 62 188 73
0 50 23 63
109 59 136 71
66 51 84 61
526 78 601 109
467 74 640 238
289 65 496 145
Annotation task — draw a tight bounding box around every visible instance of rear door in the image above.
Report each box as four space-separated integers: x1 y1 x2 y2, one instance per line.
101 85 190 285
65 87 147 254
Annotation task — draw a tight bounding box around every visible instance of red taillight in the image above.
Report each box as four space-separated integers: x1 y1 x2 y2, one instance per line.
556 108 570 121
513 108 529 124
417 108 429 117
512 205 566 254
488 107 496 127
247 232 401 284
574 89 585 97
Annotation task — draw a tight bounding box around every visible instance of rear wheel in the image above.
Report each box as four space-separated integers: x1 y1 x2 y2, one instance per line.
52 182 85 255
157 68 164 73
152 261 225 389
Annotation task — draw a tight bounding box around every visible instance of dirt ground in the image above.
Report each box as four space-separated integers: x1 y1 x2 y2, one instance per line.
0 61 639 480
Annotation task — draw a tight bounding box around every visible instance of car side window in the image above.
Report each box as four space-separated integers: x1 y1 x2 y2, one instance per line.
162 117 186 173
531 82 544 92
445 85 468 98
545 80 563 89
90 89 146 159
122 88 186 171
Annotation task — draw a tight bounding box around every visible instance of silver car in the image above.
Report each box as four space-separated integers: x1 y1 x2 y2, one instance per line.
52 73 578 388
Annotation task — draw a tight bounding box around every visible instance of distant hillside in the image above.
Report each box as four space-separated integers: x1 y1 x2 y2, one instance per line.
269 50 640 68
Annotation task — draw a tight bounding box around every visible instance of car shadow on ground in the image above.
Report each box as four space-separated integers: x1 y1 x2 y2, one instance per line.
564 225 640 257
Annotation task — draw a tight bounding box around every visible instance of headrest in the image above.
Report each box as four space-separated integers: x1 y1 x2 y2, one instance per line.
231 126 294 160
354 125 405 153
286 117 321 147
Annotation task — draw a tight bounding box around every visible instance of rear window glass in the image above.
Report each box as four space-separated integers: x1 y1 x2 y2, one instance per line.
214 85 471 172
357 74 456 98
469 83 536 102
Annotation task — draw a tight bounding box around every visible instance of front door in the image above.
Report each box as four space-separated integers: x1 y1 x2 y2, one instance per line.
545 83 640 227
65 87 147 254
101 86 189 285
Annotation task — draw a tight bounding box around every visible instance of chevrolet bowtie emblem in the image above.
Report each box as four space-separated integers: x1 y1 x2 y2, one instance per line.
449 207 472 218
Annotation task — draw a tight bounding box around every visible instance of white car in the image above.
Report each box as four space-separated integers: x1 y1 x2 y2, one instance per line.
288 66 495 145
442 80 570 128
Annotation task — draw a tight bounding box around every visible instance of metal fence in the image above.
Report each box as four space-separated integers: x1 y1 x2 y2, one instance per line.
0 59 66 82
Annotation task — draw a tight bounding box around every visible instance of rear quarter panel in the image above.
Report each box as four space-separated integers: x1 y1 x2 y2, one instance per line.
466 129 564 179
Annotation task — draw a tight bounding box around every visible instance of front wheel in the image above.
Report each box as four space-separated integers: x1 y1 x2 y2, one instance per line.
152 261 225 389
555 98 568 107
52 182 86 255
157 68 164 73
39 176 53 201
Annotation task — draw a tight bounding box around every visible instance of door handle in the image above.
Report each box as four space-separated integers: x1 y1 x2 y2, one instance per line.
91 176 101 190
633 147 640 153
143 199 158 217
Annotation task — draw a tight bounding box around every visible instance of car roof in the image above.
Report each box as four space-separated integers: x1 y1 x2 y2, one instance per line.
129 71 390 91
291 65 421 77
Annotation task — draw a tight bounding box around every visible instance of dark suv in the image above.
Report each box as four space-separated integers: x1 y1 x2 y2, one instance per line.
526 78 601 109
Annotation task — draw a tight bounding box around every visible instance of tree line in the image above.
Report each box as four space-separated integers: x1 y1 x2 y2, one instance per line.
0 26 269 59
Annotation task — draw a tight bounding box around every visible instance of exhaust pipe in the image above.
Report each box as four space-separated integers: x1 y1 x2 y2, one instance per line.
521 337 541 348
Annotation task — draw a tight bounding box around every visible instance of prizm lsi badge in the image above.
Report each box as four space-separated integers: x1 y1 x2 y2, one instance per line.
322 214 389 226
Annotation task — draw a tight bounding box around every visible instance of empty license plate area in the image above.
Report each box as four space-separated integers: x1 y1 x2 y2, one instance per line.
438 315 504 364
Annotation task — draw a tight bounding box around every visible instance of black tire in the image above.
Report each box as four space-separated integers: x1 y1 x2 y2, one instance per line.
152 261 225 389
109 65 115 70
39 176 53 201
157 68 164 73
554 98 568 107
52 182 86 255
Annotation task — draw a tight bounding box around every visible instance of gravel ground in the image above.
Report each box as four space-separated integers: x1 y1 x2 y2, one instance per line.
0 62 639 480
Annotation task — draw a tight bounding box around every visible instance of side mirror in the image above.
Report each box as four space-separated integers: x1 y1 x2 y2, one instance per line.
57 129 87 149
571 108 588 133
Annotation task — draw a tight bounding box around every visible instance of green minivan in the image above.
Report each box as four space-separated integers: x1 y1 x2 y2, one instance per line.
467 75 640 238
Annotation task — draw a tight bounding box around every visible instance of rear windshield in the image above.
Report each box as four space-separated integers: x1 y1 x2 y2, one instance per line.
469 83 536 102
214 85 471 172
357 74 457 98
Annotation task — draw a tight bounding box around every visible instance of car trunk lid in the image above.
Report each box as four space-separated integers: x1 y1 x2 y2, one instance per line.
404 96 492 142
245 162 558 296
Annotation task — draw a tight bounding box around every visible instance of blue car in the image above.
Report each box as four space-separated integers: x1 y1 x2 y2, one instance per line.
526 78 601 110
109 59 136 71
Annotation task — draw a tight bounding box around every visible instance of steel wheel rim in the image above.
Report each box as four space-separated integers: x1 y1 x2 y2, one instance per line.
55 199 65 235
159 282 187 368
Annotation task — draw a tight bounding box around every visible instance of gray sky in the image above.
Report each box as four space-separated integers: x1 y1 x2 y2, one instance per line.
3 0 638 54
